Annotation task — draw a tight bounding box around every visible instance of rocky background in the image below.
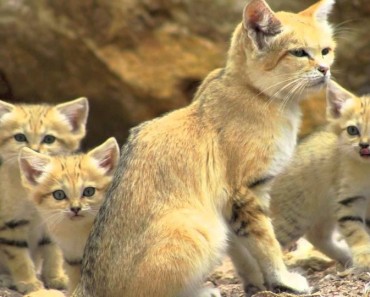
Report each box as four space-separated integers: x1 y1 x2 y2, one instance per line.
0 0 368 149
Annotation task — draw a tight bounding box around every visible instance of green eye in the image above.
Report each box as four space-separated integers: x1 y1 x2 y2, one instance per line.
289 49 308 58
82 187 95 197
322 48 330 56
52 190 67 200
347 125 360 136
42 135 56 144
14 133 27 142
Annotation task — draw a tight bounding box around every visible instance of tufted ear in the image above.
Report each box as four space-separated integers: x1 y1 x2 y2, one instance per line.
0 100 14 119
88 137 120 175
19 148 51 186
326 80 354 119
243 0 282 50
300 0 335 23
56 97 89 132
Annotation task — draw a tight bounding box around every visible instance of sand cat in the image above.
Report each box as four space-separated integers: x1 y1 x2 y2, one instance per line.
271 81 370 270
0 98 88 293
73 0 336 296
19 137 119 295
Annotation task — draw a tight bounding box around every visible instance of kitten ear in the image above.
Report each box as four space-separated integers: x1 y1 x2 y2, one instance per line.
56 97 89 132
0 100 14 119
300 0 335 23
326 80 354 119
19 148 51 186
243 0 282 50
88 137 120 175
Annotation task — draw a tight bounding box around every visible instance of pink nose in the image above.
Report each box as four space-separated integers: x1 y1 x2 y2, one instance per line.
318 65 329 76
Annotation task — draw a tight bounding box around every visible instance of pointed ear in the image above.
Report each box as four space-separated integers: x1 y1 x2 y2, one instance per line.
88 137 120 175
0 100 14 119
56 97 89 132
326 81 354 119
19 148 51 186
300 0 335 23
243 0 282 50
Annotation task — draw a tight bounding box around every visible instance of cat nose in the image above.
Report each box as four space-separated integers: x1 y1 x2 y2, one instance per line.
70 207 81 215
317 65 329 76
360 142 369 148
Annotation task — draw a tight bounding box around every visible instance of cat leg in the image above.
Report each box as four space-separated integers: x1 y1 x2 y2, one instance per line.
64 262 81 295
228 188 309 294
306 219 352 267
228 235 265 297
38 236 68 290
336 194 370 270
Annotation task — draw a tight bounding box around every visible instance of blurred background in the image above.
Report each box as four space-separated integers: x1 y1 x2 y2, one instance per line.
0 0 369 149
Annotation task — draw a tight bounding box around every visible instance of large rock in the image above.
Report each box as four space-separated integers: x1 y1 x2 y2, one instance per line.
0 0 368 147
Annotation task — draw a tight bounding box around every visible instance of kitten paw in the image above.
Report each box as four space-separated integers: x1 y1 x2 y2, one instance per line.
14 279 44 294
244 284 266 297
0 273 13 288
43 274 68 290
353 251 370 271
196 287 221 297
271 272 310 294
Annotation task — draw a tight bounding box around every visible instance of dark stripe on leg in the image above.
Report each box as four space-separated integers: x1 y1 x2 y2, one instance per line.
0 219 29 231
338 216 364 223
38 237 52 246
65 258 82 266
338 196 365 206
0 238 28 248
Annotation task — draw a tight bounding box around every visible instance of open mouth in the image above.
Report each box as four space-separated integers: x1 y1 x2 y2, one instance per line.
360 148 370 158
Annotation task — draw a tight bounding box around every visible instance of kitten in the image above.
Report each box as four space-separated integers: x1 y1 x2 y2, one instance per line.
271 81 370 270
19 137 119 294
0 98 88 293
74 1 336 296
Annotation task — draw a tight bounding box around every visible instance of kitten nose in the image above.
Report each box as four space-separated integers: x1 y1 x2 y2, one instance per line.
70 207 81 215
360 142 369 148
317 65 329 76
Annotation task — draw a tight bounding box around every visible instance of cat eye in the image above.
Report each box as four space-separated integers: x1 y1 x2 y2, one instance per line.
42 135 56 144
83 187 95 197
347 125 360 136
52 190 67 200
321 48 330 56
14 133 27 142
289 49 309 58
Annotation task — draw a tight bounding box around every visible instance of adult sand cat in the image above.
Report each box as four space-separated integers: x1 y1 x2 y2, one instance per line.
271 81 370 270
19 137 119 295
74 0 336 296
0 98 88 293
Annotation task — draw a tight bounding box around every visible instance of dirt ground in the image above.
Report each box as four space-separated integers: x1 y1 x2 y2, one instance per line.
1 240 369 297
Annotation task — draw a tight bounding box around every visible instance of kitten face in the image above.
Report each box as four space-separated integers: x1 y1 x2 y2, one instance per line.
0 98 88 163
18 138 119 226
241 0 335 101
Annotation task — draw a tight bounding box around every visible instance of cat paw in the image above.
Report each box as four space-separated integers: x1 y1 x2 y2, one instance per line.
196 287 221 297
244 284 266 297
14 279 44 294
353 251 370 271
271 272 310 294
0 273 13 287
43 274 68 290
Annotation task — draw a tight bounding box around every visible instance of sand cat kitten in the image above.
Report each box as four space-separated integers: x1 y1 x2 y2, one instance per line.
19 137 119 295
74 1 336 296
0 98 88 293
271 81 370 270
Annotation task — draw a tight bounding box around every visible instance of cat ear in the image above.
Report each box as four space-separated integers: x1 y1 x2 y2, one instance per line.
0 100 14 119
326 80 355 119
300 0 335 23
88 137 120 175
56 97 89 132
243 0 282 50
19 148 51 186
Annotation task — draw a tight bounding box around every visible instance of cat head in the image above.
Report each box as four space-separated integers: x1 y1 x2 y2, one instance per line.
0 97 89 163
326 80 370 162
18 137 119 225
229 0 336 101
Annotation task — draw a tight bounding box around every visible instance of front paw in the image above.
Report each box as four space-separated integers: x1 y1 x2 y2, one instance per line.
271 272 310 294
353 251 370 271
244 284 266 297
43 274 68 290
14 279 44 294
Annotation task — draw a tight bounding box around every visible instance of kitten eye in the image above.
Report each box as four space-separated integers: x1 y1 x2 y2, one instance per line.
52 190 67 200
14 133 27 142
82 187 95 197
321 48 330 56
289 49 308 58
347 125 360 136
42 135 56 144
